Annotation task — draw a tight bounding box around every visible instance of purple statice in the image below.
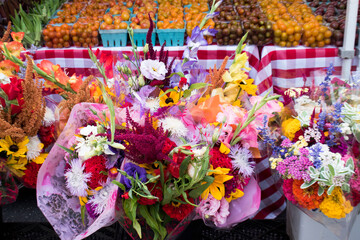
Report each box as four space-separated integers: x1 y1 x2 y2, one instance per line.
257 116 283 157
326 102 343 146
317 111 327 131
120 162 147 190
319 63 334 97
309 143 323 169
277 148 313 182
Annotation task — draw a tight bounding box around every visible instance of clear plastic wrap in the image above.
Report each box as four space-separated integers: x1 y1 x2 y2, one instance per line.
37 103 137 240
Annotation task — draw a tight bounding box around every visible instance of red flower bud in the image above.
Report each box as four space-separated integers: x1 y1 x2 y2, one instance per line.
121 192 129 199
179 77 187 88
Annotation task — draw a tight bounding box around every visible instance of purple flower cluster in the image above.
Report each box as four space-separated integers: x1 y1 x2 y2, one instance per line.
277 148 313 182
309 143 323 169
120 162 147 190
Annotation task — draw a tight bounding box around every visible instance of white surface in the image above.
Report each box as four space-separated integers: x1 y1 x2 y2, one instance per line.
341 0 359 80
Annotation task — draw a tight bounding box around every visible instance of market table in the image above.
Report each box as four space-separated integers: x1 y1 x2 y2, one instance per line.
26 45 260 78
255 46 359 95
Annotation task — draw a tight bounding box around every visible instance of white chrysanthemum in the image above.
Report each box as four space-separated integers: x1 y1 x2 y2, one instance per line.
158 117 188 138
0 72 10 84
43 107 56 127
294 95 320 115
228 145 254 177
26 136 42 160
80 125 98 136
64 158 91 197
145 98 160 113
88 184 112 215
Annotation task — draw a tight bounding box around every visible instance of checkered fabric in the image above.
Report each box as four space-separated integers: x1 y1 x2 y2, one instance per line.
23 45 289 220
26 45 260 79
255 46 359 95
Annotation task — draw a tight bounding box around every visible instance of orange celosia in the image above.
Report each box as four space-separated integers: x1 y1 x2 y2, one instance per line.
1 41 25 58
292 179 324 210
11 32 25 42
0 60 20 76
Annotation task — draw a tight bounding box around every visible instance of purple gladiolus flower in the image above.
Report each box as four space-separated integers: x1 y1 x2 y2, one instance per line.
170 60 208 87
202 27 218 36
120 162 147 190
183 26 208 60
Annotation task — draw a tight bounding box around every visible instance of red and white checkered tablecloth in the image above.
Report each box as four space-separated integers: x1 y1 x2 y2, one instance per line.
25 44 288 219
27 45 260 79
255 46 359 95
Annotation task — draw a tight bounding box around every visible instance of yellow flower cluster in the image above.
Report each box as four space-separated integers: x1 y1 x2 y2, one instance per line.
319 187 353 219
269 157 283 169
281 118 301 141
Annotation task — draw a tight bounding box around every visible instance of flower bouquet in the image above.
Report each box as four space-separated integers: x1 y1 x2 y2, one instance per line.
36 1 281 238
0 26 57 204
262 66 360 239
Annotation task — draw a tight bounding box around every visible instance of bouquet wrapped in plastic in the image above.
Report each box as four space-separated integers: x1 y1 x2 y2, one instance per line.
37 102 134 239
261 66 360 239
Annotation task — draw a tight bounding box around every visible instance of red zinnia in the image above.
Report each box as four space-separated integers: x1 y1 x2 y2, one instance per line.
162 138 177 155
162 196 194 221
292 179 324 210
209 147 232 169
168 146 192 178
83 155 108 189
22 162 42 188
138 183 163 205
38 125 56 148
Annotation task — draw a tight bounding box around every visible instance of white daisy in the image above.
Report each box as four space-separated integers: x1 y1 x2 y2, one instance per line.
43 107 56 127
228 145 254 177
26 136 43 160
64 158 91 197
158 116 188 138
88 184 112 215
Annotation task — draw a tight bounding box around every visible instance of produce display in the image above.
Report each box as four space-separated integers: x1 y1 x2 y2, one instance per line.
19 0 354 48
310 0 360 47
71 17 100 47
42 24 72 48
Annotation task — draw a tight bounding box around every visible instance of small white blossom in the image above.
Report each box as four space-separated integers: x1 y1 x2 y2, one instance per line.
43 107 56 127
145 98 160 113
88 184 112 215
80 125 99 137
65 158 91 197
140 59 167 80
26 136 43 160
158 117 188 138
228 145 254 177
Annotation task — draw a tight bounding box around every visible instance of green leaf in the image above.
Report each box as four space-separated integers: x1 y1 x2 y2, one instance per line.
182 89 192 98
328 164 335 176
300 180 316 189
327 185 335 195
157 161 165 188
162 186 173 205
167 71 185 78
81 205 86 226
57 144 74 154
159 88 177 98
139 205 167 239
189 176 214 198
189 82 208 90
346 158 354 169
236 32 249 54
179 156 192 177
342 183 350 193
112 180 126 192
318 186 324 196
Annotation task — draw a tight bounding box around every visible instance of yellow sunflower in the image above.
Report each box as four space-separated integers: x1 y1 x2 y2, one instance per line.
201 166 233 200
0 136 29 158
159 87 181 107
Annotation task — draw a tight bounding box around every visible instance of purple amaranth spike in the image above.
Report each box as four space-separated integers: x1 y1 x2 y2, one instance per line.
146 14 156 60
